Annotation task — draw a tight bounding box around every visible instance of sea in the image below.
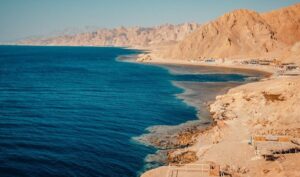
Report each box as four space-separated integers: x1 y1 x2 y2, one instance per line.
0 46 251 177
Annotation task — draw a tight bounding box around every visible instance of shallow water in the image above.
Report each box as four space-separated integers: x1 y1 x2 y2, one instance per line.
0 46 249 177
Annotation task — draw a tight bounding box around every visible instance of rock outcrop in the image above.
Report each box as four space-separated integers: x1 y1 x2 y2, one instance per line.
210 76 300 137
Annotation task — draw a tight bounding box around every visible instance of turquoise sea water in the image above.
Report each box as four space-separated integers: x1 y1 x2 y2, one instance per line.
0 46 248 177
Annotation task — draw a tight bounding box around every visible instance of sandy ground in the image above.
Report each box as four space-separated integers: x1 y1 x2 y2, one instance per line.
141 57 300 177
137 55 276 75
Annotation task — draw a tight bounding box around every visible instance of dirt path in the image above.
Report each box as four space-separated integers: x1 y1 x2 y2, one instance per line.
197 118 255 166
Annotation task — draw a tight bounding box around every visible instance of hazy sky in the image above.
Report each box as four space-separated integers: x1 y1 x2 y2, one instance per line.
0 0 299 42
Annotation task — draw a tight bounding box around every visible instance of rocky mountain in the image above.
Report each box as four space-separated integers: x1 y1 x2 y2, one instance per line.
261 3 300 45
17 23 199 48
17 3 300 64
160 3 300 61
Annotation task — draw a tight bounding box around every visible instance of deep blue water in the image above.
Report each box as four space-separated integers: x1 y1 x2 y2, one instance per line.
0 46 247 177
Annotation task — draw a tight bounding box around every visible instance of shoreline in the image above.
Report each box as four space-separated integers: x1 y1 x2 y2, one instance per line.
137 54 300 177
4 45 298 176
118 52 266 175
120 52 268 125
141 57 274 77
123 54 270 175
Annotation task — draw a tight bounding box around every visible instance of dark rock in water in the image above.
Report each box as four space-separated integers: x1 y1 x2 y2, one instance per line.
134 120 210 149
145 150 168 164
132 120 211 168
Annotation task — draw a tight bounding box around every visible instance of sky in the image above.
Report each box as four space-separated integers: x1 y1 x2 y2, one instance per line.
0 0 299 42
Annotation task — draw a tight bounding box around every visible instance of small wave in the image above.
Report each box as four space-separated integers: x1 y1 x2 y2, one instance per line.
133 120 210 149
133 120 211 175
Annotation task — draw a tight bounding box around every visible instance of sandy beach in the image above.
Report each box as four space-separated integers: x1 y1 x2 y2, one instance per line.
136 54 276 75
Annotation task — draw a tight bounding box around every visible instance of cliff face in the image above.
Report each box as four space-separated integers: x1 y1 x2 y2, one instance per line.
262 3 300 45
17 23 199 48
161 3 300 61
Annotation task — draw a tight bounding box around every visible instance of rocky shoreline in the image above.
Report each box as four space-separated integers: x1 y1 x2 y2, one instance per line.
139 54 300 177
128 60 270 171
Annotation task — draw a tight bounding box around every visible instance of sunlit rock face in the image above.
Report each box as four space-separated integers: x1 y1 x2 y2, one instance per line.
160 3 300 64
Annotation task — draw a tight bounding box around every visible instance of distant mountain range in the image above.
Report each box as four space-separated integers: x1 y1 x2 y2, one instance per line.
17 23 200 48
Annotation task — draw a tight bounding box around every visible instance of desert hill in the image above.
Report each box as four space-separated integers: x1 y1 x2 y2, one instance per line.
262 3 300 45
160 3 300 63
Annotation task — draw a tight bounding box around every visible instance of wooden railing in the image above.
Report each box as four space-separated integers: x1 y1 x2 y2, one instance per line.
166 163 211 177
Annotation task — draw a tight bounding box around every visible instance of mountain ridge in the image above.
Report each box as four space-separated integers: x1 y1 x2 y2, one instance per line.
17 23 200 48
159 3 300 63
16 3 300 64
